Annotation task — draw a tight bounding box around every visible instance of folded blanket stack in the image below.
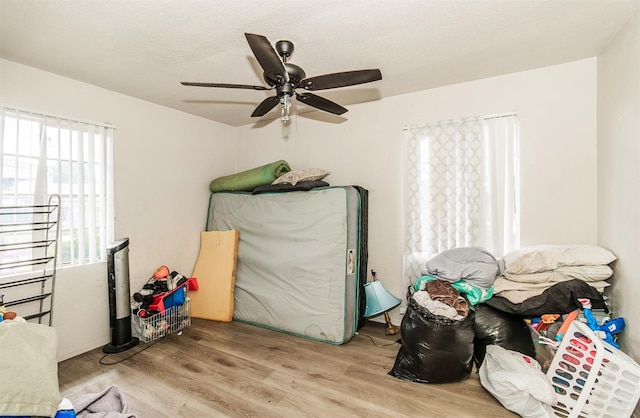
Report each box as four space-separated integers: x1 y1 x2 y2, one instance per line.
493 244 616 304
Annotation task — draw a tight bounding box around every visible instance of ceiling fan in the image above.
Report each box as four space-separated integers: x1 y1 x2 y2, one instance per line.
181 33 382 123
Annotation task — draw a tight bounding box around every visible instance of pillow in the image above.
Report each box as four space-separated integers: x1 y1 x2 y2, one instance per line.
272 168 330 186
503 245 617 275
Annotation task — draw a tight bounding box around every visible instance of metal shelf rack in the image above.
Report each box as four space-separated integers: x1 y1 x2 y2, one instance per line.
0 195 61 325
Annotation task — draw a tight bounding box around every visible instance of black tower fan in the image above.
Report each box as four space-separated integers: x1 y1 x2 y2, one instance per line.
102 237 139 353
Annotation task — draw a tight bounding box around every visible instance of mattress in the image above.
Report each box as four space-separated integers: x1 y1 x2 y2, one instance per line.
206 186 367 344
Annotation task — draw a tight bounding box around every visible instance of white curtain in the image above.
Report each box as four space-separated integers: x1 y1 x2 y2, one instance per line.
403 113 519 287
481 114 520 257
0 106 115 266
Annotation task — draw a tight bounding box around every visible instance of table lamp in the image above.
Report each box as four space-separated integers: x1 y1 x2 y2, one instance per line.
364 269 402 335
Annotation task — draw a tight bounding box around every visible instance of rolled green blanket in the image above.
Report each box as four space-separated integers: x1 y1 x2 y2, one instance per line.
209 160 291 192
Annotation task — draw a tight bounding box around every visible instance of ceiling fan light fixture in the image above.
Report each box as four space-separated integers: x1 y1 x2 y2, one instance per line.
280 94 292 123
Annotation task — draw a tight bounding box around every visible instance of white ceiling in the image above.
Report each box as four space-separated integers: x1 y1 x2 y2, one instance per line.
1 0 638 127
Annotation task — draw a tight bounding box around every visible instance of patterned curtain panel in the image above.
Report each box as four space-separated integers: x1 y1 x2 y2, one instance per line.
403 114 519 288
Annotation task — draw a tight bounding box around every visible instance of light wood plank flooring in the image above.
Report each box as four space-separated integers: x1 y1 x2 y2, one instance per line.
58 319 517 417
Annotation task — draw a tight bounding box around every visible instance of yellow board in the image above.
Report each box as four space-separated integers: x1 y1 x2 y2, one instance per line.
190 230 239 322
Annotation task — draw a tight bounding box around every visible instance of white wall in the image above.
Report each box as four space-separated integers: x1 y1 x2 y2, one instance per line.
236 59 598 323
0 58 237 360
597 6 640 364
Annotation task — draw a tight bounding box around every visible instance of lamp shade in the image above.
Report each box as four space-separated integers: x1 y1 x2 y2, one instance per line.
364 280 401 318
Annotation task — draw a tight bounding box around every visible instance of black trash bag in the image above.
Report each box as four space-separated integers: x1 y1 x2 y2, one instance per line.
473 303 536 368
389 288 475 383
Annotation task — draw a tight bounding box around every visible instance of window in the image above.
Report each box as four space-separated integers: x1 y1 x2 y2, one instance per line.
403 113 519 285
0 106 114 268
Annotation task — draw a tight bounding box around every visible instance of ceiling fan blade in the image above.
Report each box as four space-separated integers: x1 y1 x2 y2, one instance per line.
245 33 289 84
301 69 382 91
296 93 347 115
181 82 271 90
251 96 281 117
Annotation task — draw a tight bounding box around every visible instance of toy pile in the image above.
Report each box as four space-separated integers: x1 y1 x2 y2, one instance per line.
131 265 197 318
526 297 626 349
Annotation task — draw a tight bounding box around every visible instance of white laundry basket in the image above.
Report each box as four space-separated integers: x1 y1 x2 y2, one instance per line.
546 321 640 418
132 297 191 343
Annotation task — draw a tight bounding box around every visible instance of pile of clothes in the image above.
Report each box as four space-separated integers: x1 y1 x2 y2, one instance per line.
412 279 469 321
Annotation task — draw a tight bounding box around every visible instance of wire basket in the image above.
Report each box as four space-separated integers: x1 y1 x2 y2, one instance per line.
132 297 191 343
546 321 640 418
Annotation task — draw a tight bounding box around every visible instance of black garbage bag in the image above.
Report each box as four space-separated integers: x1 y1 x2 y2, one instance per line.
473 303 536 368
389 288 475 383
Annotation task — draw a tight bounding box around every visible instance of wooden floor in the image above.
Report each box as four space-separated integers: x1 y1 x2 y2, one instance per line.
58 319 517 418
